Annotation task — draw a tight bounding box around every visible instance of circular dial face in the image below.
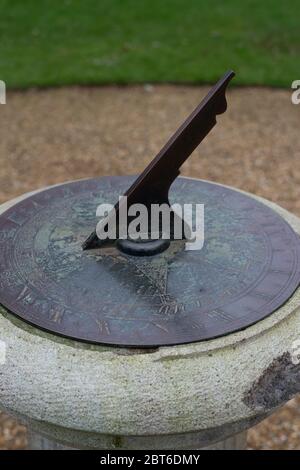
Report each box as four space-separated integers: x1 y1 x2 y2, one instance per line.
0 177 299 347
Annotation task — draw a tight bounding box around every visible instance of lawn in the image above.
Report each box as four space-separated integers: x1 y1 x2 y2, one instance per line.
0 0 299 88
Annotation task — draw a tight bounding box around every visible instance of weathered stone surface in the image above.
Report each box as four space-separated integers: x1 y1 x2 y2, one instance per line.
244 353 300 410
0 180 299 449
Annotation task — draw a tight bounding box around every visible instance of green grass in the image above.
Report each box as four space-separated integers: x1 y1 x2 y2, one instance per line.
0 0 299 88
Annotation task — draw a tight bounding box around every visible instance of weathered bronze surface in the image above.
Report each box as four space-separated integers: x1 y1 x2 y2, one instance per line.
0 176 299 347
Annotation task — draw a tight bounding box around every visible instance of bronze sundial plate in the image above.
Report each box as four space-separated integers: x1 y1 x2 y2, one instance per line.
0 176 299 347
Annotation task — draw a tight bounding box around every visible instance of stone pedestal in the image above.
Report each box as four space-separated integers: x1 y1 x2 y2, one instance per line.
0 183 299 450
28 430 247 450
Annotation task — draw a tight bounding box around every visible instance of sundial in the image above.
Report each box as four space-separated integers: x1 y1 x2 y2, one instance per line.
0 71 300 347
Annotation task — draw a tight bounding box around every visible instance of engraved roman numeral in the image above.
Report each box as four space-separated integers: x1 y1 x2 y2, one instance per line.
190 320 203 330
96 319 111 335
268 268 292 275
151 322 169 333
208 308 234 322
17 286 31 302
248 289 273 301
6 213 23 226
49 306 65 324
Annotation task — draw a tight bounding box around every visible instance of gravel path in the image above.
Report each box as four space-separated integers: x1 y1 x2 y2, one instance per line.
0 85 299 450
